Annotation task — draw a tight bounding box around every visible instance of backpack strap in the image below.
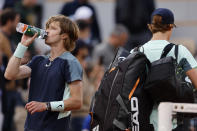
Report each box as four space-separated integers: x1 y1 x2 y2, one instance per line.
116 95 130 115
174 44 179 61
113 119 127 130
113 95 131 130
160 43 179 61
160 43 174 59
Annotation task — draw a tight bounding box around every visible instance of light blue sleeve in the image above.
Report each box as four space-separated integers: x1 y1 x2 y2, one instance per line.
66 59 83 83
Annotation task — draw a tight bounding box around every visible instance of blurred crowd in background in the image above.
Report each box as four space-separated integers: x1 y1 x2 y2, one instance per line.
0 0 197 131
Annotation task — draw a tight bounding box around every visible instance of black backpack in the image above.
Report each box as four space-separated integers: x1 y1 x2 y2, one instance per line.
144 43 194 103
90 43 195 131
90 49 154 131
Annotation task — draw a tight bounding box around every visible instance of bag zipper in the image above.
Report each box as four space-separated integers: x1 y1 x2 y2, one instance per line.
103 69 120 130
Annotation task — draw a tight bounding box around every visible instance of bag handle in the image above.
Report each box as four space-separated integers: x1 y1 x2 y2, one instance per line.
133 46 144 53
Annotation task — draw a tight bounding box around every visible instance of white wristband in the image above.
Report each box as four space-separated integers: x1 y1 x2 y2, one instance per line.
13 43 28 58
50 101 65 112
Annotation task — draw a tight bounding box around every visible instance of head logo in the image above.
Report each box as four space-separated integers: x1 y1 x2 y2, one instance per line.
130 97 139 131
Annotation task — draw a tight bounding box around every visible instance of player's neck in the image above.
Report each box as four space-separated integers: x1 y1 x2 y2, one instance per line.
151 31 171 41
50 46 67 61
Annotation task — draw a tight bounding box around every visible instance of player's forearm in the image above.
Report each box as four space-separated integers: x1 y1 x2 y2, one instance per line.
186 68 197 89
63 97 82 111
45 98 82 112
25 97 83 114
5 41 29 80
4 56 22 80
45 81 83 112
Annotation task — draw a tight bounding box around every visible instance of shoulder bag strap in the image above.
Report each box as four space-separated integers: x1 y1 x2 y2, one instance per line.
160 43 174 59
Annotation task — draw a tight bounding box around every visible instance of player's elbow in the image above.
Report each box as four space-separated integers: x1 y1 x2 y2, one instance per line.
75 99 83 110
4 71 16 80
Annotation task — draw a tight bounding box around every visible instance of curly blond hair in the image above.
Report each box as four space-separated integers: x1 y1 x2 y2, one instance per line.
46 15 79 51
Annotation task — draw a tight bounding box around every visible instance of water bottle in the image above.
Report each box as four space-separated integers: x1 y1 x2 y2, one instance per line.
16 22 47 39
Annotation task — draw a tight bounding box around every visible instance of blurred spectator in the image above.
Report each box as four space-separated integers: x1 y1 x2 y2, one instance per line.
14 0 43 55
0 51 4 89
93 24 129 70
60 0 101 45
0 0 5 10
70 40 95 131
0 8 20 131
115 0 155 50
73 6 93 22
190 118 197 131
72 40 89 68
77 20 91 43
0 50 5 131
0 8 20 57
0 8 20 89
87 61 105 91
170 38 197 57
76 19 94 56
82 114 91 131
2 0 20 9
14 0 42 27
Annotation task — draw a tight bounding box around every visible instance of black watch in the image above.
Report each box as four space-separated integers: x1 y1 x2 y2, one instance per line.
46 102 51 111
